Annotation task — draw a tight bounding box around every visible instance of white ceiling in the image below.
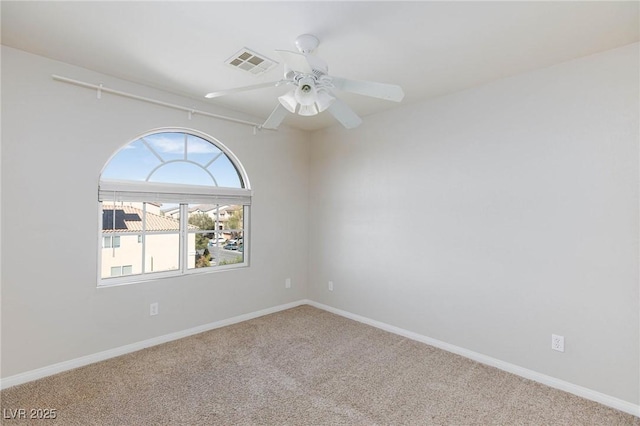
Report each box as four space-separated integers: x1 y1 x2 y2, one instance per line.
2 1 638 131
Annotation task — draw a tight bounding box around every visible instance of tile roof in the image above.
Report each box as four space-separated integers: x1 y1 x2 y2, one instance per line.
189 204 241 213
102 204 198 232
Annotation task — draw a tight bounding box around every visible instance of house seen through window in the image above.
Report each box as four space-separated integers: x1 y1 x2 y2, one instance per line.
99 129 251 286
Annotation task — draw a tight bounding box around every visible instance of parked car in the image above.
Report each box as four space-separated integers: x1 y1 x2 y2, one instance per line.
223 243 238 250
208 237 226 246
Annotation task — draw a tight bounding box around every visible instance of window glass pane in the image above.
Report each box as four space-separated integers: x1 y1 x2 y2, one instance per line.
144 203 180 231
122 265 133 275
110 267 121 277
101 131 244 188
188 208 217 232
102 204 142 232
188 204 217 270
101 139 161 181
217 207 244 267
148 162 215 186
145 234 180 273
187 134 222 164
187 204 244 268
143 132 187 163
208 154 242 188
102 234 143 279
113 236 121 248
160 204 180 219
190 231 244 269
222 206 244 234
218 236 244 267
191 242 214 270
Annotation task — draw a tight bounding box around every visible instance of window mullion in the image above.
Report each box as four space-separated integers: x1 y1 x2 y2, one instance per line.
180 204 188 273
216 205 220 234
111 198 116 257
183 133 188 160
141 203 147 274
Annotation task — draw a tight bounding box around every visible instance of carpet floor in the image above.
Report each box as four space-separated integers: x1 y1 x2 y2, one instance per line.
1 305 638 425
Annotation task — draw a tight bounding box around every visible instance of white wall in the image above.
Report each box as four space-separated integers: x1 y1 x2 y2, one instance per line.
0 46 310 377
308 43 639 404
2 42 639 408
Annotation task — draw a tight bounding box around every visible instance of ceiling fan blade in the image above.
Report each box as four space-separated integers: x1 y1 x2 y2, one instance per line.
261 104 289 130
205 80 284 99
327 98 363 129
330 76 405 102
275 50 313 74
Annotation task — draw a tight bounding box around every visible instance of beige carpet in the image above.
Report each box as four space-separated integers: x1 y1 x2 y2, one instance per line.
1 305 638 425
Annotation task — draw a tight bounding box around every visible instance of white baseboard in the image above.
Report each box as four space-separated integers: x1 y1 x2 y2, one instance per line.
0 300 307 390
3 299 638 418
305 300 640 418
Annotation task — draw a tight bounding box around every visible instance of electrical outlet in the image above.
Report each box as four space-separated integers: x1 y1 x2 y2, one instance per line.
150 302 159 316
551 334 564 352
328 281 333 291
285 278 291 289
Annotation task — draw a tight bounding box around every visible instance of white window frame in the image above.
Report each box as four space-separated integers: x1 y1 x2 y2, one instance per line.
98 128 252 287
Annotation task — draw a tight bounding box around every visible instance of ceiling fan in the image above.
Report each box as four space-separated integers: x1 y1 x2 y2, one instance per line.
205 34 405 130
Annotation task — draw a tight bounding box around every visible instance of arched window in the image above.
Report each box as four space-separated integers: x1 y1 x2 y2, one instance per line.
98 128 251 285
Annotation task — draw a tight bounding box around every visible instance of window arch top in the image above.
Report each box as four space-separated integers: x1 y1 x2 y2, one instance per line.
97 128 251 286
101 129 249 189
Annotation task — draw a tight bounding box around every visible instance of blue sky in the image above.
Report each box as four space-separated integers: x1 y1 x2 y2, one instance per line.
101 132 242 188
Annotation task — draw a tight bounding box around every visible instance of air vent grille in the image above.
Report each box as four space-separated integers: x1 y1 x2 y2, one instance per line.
225 48 278 76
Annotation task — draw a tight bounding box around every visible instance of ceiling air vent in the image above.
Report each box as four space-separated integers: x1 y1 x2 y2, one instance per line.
225 48 278 76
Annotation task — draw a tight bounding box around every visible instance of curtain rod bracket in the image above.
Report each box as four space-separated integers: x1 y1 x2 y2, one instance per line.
97 83 103 100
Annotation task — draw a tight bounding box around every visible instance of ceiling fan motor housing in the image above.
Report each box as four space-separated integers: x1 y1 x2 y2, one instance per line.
294 34 319 54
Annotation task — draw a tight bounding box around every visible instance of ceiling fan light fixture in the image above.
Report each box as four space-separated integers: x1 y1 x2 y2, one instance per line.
278 90 298 113
298 104 319 116
316 90 335 112
294 77 317 106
